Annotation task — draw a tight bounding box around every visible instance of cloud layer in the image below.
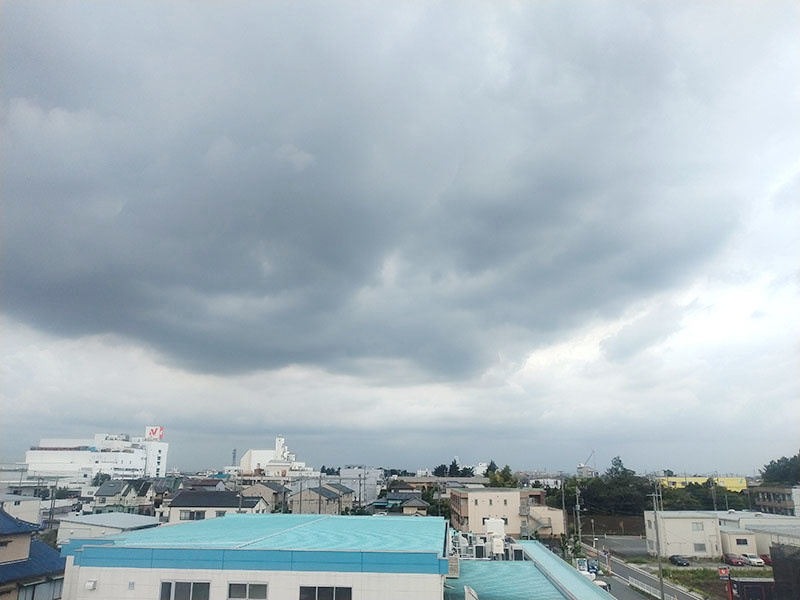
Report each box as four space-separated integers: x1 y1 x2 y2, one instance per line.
2 1 799 473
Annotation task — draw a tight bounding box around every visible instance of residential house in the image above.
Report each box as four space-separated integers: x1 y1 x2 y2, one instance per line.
181 478 229 492
372 492 430 515
240 482 292 512
450 488 564 539
167 491 267 523
288 485 354 515
91 479 155 515
0 508 65 600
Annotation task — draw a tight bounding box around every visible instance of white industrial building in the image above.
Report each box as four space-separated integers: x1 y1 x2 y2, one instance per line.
25 428 168 481
237 437 317 479
645 509 800 558
61 514 450 600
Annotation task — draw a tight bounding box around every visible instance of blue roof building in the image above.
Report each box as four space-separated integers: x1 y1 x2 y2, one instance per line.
61 514 450 600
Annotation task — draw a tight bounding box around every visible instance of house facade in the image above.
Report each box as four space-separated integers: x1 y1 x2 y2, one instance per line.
450 488 564 539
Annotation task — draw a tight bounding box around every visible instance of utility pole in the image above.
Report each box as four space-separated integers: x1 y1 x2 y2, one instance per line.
650 481 666 600
591 518 596 549
560 473 567 532
318 472 323 515
711 473 718 511
575 485 582 546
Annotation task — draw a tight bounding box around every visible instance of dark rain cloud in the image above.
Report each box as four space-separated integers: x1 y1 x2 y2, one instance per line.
2 1 799 379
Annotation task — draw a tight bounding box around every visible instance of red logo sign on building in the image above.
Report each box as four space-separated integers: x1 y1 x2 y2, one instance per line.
145 426 164 440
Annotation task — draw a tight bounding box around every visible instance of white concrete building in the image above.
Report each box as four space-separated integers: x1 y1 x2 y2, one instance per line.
61 514 451 600
645 510 800 558
25 429 168 481
238 437 317 480
337 466 383 506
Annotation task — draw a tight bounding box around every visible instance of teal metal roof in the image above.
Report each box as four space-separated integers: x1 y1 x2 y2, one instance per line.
107 514 447 554
445 560 564 600
519 541 613 599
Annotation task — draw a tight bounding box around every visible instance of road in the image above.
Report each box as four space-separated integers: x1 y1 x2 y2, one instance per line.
594 575 651 600
583 545 703 600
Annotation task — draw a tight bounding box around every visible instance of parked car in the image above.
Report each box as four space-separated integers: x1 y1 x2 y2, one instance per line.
724 553 747 566
669 555 691 566
759 554 772 566
741 553 765 566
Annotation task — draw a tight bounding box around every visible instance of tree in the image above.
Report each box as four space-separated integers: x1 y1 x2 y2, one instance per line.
606 456 634 478
448 460 460 478
663 469 675 477
459 466 474 477
761 452 800 485
91 472 111 486
486 460 498 475
489 465 519 488
433 464 448 477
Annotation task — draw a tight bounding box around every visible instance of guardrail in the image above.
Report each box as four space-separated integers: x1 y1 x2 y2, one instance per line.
628 576 678 600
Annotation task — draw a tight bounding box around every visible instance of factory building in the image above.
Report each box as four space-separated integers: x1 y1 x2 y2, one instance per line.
25 428 168 481
61 514 450 600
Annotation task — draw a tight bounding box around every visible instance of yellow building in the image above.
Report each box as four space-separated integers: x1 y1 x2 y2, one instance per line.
658 476 748 493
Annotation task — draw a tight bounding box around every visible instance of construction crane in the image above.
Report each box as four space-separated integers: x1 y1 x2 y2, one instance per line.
576 450 596 478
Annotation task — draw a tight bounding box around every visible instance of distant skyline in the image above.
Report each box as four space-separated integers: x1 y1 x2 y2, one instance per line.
2 2 799 475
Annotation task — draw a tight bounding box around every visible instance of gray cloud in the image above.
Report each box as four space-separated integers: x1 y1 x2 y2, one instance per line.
1 2 799 472
5 2 793 381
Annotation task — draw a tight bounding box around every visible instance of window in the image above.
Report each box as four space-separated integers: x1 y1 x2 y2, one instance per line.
18 579 63 600
229 583 268 599
647 520 653 529
693 543 706 553
736 539 748 546
179 511 205 521
489 499 493 506
474 499 478 506
216 511 227 518
691 522 704 531
161 582 210 600
503 499 508 506
299 587 351 600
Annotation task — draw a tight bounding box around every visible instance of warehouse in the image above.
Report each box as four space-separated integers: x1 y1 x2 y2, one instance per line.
61 514 449 600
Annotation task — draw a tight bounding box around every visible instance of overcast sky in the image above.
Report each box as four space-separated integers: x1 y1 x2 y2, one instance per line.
2 1 798 476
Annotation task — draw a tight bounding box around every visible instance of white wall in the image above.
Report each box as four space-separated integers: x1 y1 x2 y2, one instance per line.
645 512 721 558
63 563 444 600
57 523 124 546
720 531 757 556
0 497 40 524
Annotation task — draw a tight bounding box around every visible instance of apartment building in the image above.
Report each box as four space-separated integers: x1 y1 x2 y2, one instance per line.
657 476 748 493
450 488 564 539
752 485 800 516
288 484 354 515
